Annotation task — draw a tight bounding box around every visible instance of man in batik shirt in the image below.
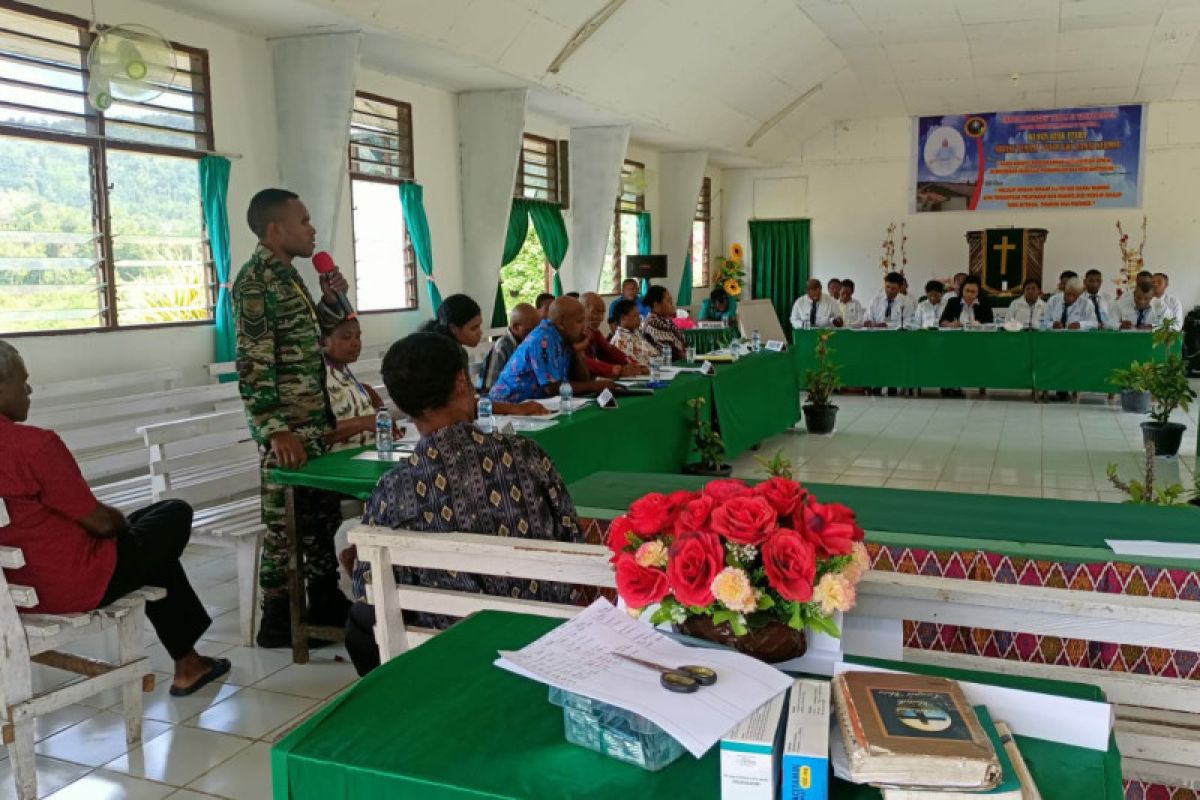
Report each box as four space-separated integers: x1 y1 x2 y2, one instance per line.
346 332 585 676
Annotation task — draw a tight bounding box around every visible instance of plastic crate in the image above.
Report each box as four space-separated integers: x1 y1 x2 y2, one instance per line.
548 687 685 771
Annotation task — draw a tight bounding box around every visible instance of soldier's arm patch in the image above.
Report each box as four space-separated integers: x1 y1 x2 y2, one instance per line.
238 287 268 341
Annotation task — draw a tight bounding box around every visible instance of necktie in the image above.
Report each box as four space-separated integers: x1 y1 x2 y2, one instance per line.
1136 307 1146 327
1061 303 1069 326
885 298 893 320
1091 295 1101 323
964 303 973 324
809 301 818 326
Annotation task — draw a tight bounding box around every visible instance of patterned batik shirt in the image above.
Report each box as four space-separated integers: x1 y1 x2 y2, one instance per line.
233 244 344 452
352 421 584 626
640 313 687 360
487 319 572 403
324 358 375 451
609 326 660 367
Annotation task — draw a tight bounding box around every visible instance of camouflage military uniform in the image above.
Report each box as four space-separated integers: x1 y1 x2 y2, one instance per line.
233 244 346 599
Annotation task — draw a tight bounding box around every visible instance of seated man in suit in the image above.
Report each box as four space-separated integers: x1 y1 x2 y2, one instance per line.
0 341 229 697
1007 279 1047 329
1043 277 1098 330
345 332 585 675
939 276 993 328
789 278 839 329
1113 271 1153 319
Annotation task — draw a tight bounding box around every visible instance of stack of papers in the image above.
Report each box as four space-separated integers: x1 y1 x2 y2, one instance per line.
496 599 793 757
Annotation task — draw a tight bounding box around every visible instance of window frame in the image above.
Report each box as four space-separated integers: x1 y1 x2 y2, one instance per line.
0 0 217 337
605 159 645 293
347 89 418 315
514 131 560 204
692 176 711 289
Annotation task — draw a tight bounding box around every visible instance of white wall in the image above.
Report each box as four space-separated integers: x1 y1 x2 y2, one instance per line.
722 103 1200 313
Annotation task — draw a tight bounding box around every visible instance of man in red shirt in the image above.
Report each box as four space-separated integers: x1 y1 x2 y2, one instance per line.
579 292 647 379
0 341 229 697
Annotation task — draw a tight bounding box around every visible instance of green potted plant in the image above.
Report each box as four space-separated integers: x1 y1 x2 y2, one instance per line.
802 331 840 434
683 396 731 476
1106 442 1190 506
1138 320 1197 458
1109 361 1153 414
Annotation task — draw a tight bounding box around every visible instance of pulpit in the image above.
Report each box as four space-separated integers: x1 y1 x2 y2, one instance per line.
966 228 1047 305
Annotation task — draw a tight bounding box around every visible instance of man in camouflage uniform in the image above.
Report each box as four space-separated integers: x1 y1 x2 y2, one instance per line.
233 188 351 648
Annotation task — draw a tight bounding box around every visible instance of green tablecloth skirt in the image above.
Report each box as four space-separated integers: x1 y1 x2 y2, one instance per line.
709 350 800 458
272 611 1123 800
683 327 735 354
791 329 1166 392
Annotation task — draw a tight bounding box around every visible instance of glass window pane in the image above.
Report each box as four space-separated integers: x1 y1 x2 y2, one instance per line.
619 212 639 256
499 226 547 315
0 137 102 332
351 179 414 312
106 149 211 326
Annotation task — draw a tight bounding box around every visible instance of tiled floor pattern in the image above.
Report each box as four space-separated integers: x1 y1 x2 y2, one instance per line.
6 387 1198 798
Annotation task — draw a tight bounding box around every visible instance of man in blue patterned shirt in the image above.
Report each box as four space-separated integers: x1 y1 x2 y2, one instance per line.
488 295 612 404
346 331 585 675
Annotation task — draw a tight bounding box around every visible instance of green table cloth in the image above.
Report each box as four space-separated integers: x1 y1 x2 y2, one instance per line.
567 472 1200 570
272 611 1122 800
791 328 1166 392
683 327 735 354
709 350 800 458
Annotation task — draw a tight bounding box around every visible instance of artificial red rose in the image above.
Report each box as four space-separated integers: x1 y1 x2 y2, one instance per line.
674 494 716 536
702 478 750 504
666 489 696 510
755 477 807 517
667 530 725 607
710 495 777 546
614 553 669 610
628 493 673 536
797 501 864 558
605 515 637 555
761 527 817 603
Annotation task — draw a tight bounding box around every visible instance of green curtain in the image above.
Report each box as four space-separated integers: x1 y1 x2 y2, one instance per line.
398 182 442 312
527 200 569 297
199 156 235 376
636 211 652 294
749 219 810 334
677 250 693 308
492 199 533 327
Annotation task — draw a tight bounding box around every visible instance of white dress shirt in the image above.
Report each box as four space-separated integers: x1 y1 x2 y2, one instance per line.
864 293 916 328
916 298 945 328
1006 297 1047 329
789 293 840 329
1081 291 1115 330
1114 300 1162 330
839 298 865 327
1153 293 1186 330
1042 294 1099 330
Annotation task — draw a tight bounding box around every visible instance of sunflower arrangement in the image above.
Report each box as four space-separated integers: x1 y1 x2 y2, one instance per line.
713 243 746 297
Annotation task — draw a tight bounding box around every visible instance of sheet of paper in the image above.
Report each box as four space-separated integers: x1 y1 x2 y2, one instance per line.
672 366 707 373
536 396 595 413
495 599 793 758
352 447 414 462
1105 539 1200 560
765 340 785 352
831 661 1113 750
491 416 558 432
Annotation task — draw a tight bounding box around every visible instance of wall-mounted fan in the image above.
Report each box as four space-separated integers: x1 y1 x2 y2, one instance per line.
86 24 178 111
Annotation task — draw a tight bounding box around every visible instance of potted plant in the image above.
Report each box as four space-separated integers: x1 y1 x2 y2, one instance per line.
607 477 869 663
1106 442 1189 506
682 396 731 477
1138 320 1197 457
1109 361 1153 414
802 331 840 434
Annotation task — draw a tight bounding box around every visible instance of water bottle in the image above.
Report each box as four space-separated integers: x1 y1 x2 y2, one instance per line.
660 345 673 368
751 330 762 352
729 337 741 361
559 383 574 417
375 407 393 455
476 396 494 434
649 354 662 381
685 345 697 364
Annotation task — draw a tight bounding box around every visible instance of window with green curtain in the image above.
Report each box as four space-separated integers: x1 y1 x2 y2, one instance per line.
749 219 810 334
199 155 234 371
492 199 532 327
527 199 568 296
399 182 441 312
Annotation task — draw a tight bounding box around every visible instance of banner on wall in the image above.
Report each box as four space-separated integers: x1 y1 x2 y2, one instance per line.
913 105 1143 213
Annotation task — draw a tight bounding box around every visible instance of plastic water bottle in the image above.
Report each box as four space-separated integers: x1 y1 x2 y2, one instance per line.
649 354 662 381
729 337 741 361
476 396 494 434
751 330 762 352
559 383 574 416
660 345 673 368
375 407 393 455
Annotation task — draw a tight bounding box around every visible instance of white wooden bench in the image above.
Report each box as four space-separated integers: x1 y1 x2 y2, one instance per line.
139 410 264 646
348 526 1200 790
0 545 161 800
208 355 385 388
31 367 183 408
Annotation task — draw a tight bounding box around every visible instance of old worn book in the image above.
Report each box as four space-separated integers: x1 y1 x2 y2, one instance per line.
832 672 1001 790
881 707 1022 800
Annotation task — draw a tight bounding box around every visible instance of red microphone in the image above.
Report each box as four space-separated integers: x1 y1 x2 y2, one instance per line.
312 251 355 318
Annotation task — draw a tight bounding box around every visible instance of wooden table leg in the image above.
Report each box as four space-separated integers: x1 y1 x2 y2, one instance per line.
285 485 309 664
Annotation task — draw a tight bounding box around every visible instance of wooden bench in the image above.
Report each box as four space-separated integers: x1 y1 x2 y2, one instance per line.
348 526 1200 790
208 356 385 388
0 545 160 800
139 410 264 646
31 367 183 408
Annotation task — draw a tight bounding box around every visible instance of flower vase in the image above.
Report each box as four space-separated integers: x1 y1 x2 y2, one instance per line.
677 616 807 664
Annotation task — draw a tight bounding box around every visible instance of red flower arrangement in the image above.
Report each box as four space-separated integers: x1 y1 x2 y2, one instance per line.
608 477 869 638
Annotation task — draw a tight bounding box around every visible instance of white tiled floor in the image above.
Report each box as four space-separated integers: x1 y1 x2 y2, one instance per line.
6 387 1196 799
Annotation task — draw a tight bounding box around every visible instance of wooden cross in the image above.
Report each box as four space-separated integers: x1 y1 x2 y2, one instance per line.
992 236 1016 290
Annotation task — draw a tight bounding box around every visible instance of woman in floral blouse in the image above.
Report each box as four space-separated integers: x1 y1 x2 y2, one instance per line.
322 317 385 451
608 299 660 366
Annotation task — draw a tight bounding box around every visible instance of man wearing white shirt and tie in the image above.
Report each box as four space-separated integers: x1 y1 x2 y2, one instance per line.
789 278 840 329
916 280 946 328
1082 269 1114 329
1043 277 1098 330
1007 279 1046 329
1152 272 1185 330
838 280 864 328
1112 271 1153 320
864 272 914 328
1115 287 1161 330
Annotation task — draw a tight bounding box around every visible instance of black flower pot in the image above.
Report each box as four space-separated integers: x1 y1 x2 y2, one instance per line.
803 403 838 434
1119 390 1151 414
1141 421 1187 458
682 462 733 477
